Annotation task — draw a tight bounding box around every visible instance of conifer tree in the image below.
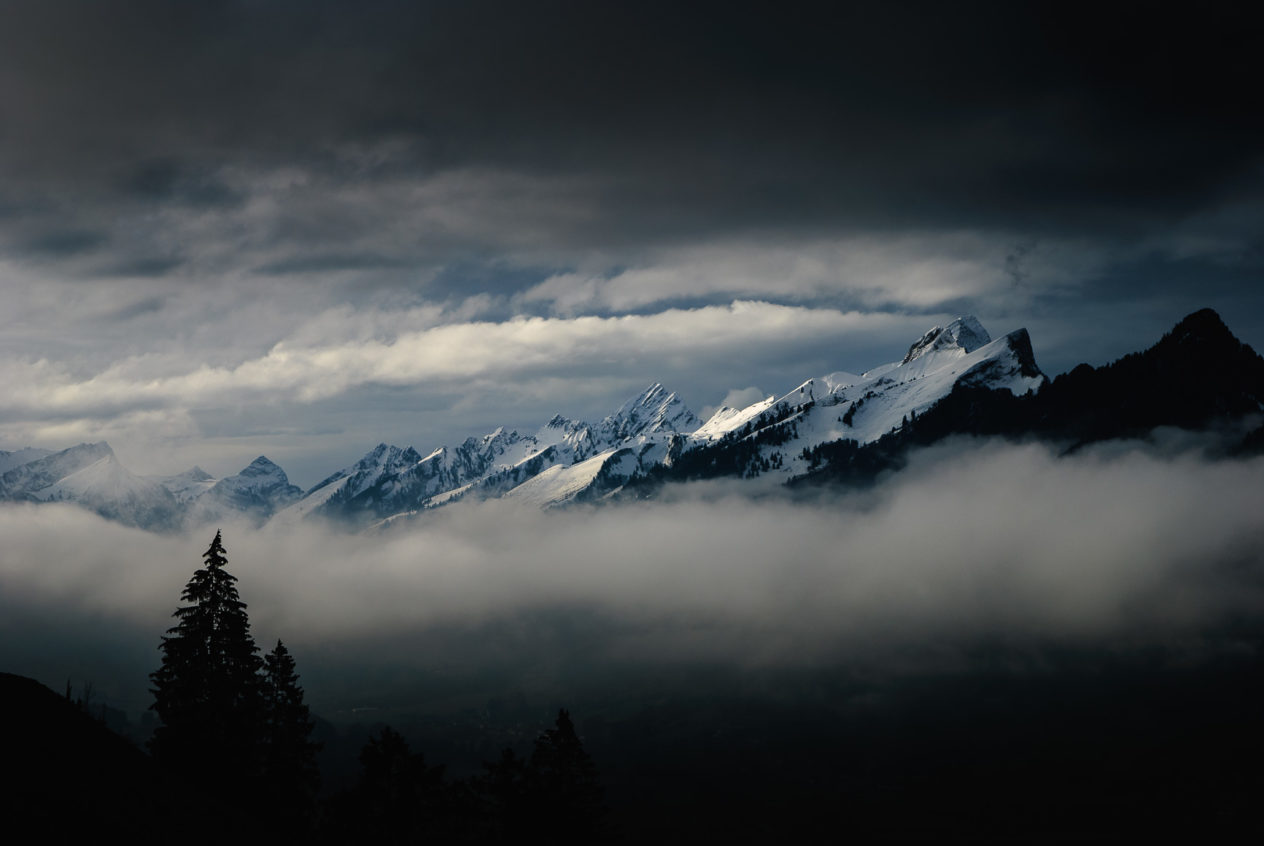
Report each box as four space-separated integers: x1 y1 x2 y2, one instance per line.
331 726 449 842
529 709 607 843
262 639 320 828
149 530 264 787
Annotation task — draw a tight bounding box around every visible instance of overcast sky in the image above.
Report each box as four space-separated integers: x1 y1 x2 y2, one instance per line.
2 1 1261 486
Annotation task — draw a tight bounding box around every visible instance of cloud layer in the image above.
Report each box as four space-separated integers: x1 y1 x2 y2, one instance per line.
3 302 911 414
5 439 1262 714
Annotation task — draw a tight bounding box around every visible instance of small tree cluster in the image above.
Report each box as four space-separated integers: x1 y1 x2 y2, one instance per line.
149 531 318 827
324 709 608 843
468 708 607 842
521 709 606 841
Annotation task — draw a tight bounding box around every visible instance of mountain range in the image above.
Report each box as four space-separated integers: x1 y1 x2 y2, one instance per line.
3 309 1261 533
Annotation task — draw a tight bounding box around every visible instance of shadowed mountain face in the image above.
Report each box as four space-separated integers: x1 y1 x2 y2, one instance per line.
1033 308 1264 439
782 309 1264 488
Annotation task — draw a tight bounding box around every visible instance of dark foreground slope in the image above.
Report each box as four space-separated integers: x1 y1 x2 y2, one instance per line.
0 672 251 844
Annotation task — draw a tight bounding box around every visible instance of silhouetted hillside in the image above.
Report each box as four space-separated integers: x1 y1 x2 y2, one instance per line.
1 672 241 844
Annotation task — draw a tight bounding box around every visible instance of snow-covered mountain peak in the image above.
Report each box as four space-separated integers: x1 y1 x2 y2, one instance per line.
16 446 183 531
209 456 299 497
278 441 430 526
472 427 527 456
360 443 399 464
183 454 304 527
900 315 991 365
454 427 535 472
601 383 702 441
304 442 409 492
0 441 116 498
239 456 286 478
537 413 586 441
356 443 423 472
33 452 129 499
681 315 1045 483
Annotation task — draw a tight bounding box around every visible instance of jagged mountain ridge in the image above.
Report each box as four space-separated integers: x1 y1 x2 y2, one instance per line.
281 382 704 526
0 442 184 531
298 316 1042 521
781 308 1264 489
675 319 1045 485
0 444 302 532
182 456 304 527
3 310 1258 532
0 446 54 474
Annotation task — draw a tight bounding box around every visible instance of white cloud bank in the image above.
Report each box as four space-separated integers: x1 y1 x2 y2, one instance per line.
519 234 1102 314
2 301 916 419
3 439 1262 703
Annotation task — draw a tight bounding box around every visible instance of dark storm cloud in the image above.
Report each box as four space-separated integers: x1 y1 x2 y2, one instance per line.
17 228 108 258
97 256 186 278
3 1 1261 474
256 253 417 276
103 294 168 322
118 159 243 209
2 1 1259 247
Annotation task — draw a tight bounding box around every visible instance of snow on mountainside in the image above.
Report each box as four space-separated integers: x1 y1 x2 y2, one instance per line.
900 315 990 364
275 447 413 526
286 385 704 526
0 442 117 499
349 317 1033 522
0 447 54 475
694 397 777 441
0 315 1056 530
158 467 217 504
32 453 146 503
598 383 701 443
689 318 1039 447
0 443 183 530
184 456 303 527
678 317 1045 483
504 448 640 508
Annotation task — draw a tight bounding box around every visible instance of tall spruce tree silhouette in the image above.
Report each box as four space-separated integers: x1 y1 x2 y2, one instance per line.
149 530 264 790
262 639 320 829
529 709 607 843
